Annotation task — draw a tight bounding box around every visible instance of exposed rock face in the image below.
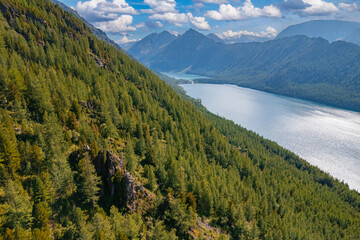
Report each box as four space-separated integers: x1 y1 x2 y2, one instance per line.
93 150 105 176
122 172 136 211
93 149 152 212
135 185 151 199
94 150 124 197
106 150 124 175
95 56 105 68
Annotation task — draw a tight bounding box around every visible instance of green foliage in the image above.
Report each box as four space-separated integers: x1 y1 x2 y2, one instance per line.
0 110 21 175
0 0 359 239
91 212 115 240
148 221 178 240
2 180 33 230
78 154 101 206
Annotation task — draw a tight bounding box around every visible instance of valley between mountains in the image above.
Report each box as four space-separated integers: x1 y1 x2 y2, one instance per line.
0 1 359 239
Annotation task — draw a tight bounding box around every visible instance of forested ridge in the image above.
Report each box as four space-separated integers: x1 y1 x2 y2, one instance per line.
0 0 359 239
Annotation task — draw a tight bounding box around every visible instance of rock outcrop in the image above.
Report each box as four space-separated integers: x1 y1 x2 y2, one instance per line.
93 149 152 212
122 172 136 211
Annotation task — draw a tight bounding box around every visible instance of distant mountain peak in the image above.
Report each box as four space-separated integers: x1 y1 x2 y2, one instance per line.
276 20 360 45
159 30 172 36
207 33 225 44
184 28 202 36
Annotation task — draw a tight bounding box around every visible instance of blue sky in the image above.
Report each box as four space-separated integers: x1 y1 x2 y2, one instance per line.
59 0 360 44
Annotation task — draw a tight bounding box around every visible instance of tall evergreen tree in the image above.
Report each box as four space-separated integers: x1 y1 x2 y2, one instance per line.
78 154 101 206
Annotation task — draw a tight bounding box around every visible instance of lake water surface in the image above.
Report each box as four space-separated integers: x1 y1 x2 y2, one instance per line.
161 72 210 80
181 83 360 192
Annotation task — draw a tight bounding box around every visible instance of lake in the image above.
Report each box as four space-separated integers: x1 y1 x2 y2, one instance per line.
181 83 360 192
161 72 210 81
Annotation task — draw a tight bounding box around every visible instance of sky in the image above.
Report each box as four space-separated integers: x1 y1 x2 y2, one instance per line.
59 0 360 44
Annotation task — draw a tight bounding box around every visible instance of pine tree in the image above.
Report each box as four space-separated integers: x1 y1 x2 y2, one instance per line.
149 221 178 240
78 154 101 206
145 165 157 192
0 110 21 174
92 212 115 240
2 180 33 229
124 138 137 172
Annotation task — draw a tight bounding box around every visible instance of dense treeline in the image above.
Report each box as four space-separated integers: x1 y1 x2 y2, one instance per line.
0 0 359 239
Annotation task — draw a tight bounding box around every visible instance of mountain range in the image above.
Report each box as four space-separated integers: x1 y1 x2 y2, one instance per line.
1 0 360 239
128 31 177 65
276 20 360 44
129 27 360 111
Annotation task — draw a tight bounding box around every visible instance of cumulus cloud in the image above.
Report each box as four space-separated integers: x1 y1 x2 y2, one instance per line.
169 30 179 36
116 36 139 44
196 0 228 4
281 0 338 16
96 15 136 33
150 12 210 30
143 0 210 30
145 20 164 28
281 0 310 10
150 12 188 26
218 27 278 40
141 0 177 14
76 0 137 22
339 3 359 12
300 0 338 16
206 0 281 21
135 21 164 29
189 14 211 30
194 2 205 11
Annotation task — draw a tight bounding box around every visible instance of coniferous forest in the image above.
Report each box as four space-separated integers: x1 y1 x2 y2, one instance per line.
0 0 359 239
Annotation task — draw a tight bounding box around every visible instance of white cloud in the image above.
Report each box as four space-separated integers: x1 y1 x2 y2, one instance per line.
197 0 228 4
150 12 210 30
76 0 137 22
169 30 179 36
282 0 310 10
218 27 278 40
135 22 146 28
116 36 139 44
96 15 136 33
194 2 205 11
142 0 210 30
300 0 338 16
141 0 177 14
150 12 188 26
188 14 211 30
339 3 359 12
206 0 281 21
135 21 164 29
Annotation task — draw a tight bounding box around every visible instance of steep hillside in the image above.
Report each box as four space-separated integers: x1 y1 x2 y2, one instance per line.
276 20 360 43
0 0 359 239
50 0 128 54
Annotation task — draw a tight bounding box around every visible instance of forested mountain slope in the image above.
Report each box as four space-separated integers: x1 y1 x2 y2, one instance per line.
0 0 359 239
50 0 127 54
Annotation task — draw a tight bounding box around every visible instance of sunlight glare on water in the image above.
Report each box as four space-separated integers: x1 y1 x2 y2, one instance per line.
181 83 360 192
